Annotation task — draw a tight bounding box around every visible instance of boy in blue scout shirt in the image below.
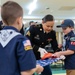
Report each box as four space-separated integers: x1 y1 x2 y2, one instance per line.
0 1 43 75
54 19 75 75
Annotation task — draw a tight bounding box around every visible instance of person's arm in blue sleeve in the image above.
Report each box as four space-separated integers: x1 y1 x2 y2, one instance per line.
16 38 43 75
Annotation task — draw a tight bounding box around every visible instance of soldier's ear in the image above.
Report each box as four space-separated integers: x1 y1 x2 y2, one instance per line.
42 20 44 24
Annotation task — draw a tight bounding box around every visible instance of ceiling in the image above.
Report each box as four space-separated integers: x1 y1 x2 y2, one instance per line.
0 0 75 20
0 0 75 31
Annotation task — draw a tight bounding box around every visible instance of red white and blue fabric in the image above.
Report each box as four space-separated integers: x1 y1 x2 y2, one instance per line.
36 58 61 67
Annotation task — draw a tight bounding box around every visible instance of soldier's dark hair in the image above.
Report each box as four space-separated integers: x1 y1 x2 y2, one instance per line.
1 1 23 25
42 14 54 23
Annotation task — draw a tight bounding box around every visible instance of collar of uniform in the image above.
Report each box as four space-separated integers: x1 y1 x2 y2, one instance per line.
43 30 49 34
64 30 74 40
44 31 45 33
3 26 19 33
40 24 49 34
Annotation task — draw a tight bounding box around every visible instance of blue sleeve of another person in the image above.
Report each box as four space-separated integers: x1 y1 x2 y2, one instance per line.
68 39 75 51
17 37 36 71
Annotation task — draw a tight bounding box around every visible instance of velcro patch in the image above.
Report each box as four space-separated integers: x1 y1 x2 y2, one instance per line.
70 37 75 41
26 31 30 36
71 41 75 45
23 40 32 50
25 46 32 50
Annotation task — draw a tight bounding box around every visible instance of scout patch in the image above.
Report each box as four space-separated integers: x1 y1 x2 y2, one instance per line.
26 31 30 36
23 40 32 50
70 37 75 41
71 41 75 45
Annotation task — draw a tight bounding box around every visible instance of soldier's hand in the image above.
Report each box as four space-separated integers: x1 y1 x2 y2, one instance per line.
38 47 48 58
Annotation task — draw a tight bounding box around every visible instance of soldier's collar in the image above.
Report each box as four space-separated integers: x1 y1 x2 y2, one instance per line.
43 31 49 34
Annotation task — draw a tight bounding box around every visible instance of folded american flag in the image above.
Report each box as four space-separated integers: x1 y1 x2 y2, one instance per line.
36 55 65 67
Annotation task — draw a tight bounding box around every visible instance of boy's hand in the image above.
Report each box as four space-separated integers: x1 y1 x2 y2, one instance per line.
52 52 65 60
36 65 44 74
60 55 65 60
52 52 61 58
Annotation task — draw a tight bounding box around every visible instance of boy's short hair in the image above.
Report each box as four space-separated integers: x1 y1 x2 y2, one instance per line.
1 1 23 25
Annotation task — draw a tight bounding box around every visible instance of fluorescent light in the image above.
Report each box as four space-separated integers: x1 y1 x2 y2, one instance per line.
33 0 37 3
28 0 37 15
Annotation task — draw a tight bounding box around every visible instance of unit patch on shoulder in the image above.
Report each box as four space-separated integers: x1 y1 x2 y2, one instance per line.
71 41 75 45
70 37 75 41
23 40 32 50
26 31 30 36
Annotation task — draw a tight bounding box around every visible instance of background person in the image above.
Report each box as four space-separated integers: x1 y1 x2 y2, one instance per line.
25 21 36 35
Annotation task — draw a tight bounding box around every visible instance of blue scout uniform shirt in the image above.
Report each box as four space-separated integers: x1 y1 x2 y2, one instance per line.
0 26 36 75
64 30 75 69
26 24 61 60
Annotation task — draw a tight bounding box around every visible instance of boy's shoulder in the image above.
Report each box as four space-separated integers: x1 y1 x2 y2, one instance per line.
70 31 75 41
